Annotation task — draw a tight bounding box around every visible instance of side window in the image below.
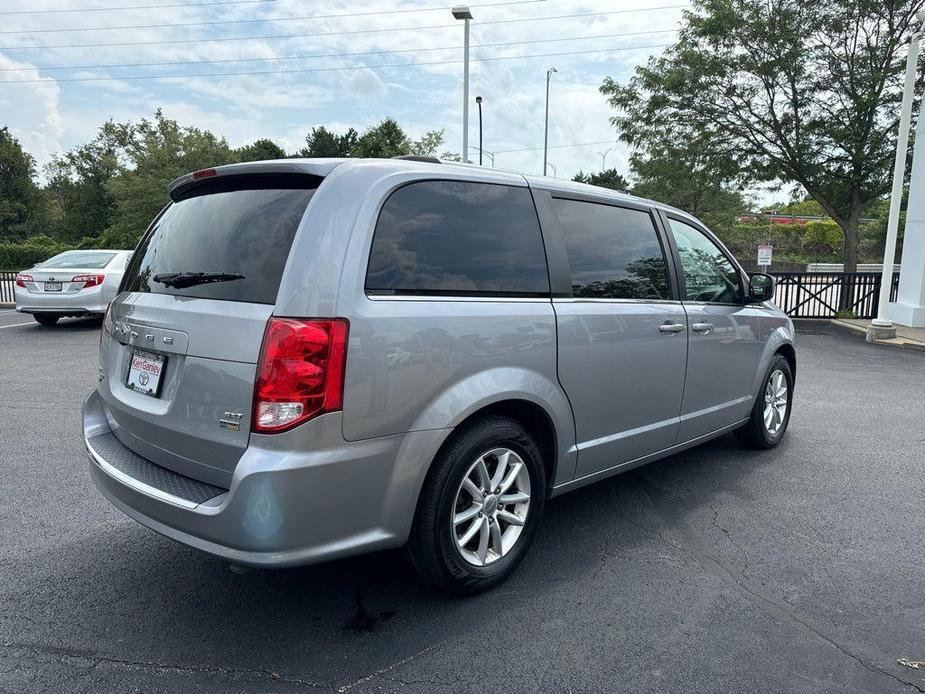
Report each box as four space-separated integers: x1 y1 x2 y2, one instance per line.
366 181 549 296
551 198 670 300
668 218 743 303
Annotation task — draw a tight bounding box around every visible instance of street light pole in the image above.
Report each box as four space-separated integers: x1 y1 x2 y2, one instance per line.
543 66 557 176
452 7 473 163
547 161 557 177
598 147 614 170
476 95 483 165
871 12 924 337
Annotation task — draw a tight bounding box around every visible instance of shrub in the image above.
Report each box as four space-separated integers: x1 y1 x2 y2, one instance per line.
0 235 69 270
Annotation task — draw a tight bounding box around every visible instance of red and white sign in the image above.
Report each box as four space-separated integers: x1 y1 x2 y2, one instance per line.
757 244 773 267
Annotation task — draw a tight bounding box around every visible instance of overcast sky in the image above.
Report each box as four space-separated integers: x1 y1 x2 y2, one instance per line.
0 0 689 182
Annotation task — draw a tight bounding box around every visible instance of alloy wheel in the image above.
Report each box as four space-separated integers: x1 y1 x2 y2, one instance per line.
763 369 788 435
452 447 531 566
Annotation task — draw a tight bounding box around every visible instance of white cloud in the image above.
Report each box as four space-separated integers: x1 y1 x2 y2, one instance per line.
0 0 683 183
0 53 64 176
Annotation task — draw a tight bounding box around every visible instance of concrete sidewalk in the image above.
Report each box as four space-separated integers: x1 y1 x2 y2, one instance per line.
832 318 925 350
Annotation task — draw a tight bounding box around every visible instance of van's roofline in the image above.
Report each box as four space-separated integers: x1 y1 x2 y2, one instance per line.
166 157 695 220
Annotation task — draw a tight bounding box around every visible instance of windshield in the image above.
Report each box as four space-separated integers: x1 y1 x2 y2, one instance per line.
41 251 117 269
121 184 316 304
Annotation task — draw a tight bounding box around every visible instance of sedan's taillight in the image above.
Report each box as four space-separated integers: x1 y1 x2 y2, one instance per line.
72 274 105 288
15 273 33 288
252 318 349 434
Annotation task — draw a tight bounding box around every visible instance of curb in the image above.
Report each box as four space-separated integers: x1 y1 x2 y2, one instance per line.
829 319 925 352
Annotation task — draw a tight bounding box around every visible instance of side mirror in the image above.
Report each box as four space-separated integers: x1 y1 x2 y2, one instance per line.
748 273 775 303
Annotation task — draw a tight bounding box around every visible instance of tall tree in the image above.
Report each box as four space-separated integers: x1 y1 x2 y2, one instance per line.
235 138 286 162
99 109 235 248
601 0 925 272
44 126 122 243
628 140 748 232
352 118 412 158
0 127 46 242
410 129 446 157
299 126 357 157
572 168 630 191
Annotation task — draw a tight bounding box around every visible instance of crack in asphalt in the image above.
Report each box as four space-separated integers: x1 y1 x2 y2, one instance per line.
631 473 925 694
336 642 445 692
1 642 329 689
708 503 751 579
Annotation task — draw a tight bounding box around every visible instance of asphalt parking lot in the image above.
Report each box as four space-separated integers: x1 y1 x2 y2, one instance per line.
1 309 924 694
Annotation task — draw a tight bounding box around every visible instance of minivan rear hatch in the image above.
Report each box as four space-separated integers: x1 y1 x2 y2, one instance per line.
99 171 321 487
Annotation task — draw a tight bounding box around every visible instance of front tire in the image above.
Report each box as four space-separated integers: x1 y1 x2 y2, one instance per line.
735 354 793 449
407 415 546 595
33 314 60 326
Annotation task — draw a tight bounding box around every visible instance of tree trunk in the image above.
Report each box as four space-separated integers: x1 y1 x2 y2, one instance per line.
837 204 862 311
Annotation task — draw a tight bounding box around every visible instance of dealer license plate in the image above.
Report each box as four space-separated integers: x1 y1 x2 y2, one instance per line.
126 349 166 397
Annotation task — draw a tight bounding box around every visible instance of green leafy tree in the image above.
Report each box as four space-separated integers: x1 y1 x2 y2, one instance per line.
351 118 412 158
44 126 122 243
629 142 749 235
99 110 235 248
235 138 286 162
410 129 446 157
572 168 630 191
601 0 925 273
299 126 357 157
0 127 47 242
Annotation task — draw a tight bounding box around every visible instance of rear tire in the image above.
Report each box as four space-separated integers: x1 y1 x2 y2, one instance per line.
33 314 60 326
407 415 546 595
735 354 793 449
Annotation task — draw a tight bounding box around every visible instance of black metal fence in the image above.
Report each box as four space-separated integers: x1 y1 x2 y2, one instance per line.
0 271 17 304
770 272 900 319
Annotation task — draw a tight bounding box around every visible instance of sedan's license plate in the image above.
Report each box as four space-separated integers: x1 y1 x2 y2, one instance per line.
44 282 62 292
126 349 166 397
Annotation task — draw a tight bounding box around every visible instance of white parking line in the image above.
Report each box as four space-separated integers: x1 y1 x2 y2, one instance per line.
0 321 34 329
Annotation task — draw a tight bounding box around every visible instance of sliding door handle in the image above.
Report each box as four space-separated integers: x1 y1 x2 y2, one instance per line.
659 322 686 334
691 322 714 334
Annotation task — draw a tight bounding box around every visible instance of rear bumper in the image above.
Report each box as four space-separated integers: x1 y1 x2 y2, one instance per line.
16 285 113 315
83 390 448 567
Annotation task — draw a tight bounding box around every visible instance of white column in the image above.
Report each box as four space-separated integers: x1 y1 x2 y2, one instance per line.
888 95 925 327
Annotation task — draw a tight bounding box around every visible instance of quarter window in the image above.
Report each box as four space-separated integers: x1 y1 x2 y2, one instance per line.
668 218 743 303
366 181 549 296
551 198 670 300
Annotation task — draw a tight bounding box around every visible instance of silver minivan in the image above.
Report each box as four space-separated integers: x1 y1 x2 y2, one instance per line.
83 158 795 593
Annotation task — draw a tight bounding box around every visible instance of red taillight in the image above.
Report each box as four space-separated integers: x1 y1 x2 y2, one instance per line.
15 273 33 288
193 168 217 179
72 274 105 288
252 318 349 434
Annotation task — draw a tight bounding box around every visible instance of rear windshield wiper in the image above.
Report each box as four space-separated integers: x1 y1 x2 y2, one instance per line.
152 272 245 289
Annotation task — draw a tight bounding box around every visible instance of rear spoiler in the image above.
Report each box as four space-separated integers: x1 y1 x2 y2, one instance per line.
167 159 343 201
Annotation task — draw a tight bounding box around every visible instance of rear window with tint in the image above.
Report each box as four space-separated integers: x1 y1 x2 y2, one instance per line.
366 180 549 296
42 251 117 269
122 186 315 304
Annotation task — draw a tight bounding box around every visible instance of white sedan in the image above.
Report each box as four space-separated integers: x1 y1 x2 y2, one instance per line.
15 249 133 325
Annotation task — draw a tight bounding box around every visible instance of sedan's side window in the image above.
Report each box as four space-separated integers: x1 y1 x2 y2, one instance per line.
668 218 743 304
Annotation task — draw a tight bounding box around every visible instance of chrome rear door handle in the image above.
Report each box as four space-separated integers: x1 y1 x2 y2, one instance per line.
659 322 686 334
691 322 714 334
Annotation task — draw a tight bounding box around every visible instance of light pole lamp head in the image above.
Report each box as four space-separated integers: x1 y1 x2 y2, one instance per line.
475 95 482 104
452 6 473 20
